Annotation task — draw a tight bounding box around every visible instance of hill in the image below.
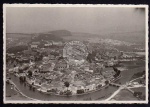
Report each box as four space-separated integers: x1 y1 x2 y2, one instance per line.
64 31 145 45
6 33 33 38
49 30 72 37
31 30 72 42
32 33 63 42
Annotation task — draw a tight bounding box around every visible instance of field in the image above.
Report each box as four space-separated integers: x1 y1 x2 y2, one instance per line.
112 89 138 101
131 87 146 96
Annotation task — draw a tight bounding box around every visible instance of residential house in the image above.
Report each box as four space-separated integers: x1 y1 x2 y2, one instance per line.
52 41 63 46
30 42 40 49
44 42 53 46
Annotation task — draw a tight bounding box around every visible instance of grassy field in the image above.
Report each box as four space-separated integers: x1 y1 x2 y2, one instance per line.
131 87 146 96
112 89 138 101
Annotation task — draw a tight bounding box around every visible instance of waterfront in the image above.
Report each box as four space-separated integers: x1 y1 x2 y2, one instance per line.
8 66 145 101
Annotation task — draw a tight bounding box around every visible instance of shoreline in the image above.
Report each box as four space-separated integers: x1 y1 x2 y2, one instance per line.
43 74 122 97
9 73 121 97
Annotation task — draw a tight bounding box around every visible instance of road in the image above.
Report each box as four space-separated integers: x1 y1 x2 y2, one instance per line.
105 76 145 101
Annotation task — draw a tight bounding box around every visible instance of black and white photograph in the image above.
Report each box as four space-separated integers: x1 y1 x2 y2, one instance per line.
3 4 148 104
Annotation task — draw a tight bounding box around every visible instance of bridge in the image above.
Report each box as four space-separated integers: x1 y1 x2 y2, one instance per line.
109 83 121 87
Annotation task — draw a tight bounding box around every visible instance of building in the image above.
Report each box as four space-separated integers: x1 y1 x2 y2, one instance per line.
34 78 42 87
52 41 63 46
42 56 50 64
30 42 40 49
107 61 114 67
49 55 55 60
40 63 53 72
31 44 38 49
85 84 96 91
44 42 53 47
55 59 69 70
22 57 30 63
102 69 115 80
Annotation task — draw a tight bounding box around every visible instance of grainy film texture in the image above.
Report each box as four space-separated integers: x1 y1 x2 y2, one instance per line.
3 4 148 103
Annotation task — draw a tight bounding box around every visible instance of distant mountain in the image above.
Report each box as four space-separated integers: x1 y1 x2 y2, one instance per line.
32 30 72 42
32 33 63 42
47 30 72 37
7 30 145 46
6 33 33 38
64 31 145 45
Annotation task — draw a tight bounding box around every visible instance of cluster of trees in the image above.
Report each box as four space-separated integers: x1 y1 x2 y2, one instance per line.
86 52 96 63
6 79 10 84
131 70 145 80
105 80 109 85
58 81 72 95
47 88 57 93
133 91 145 100
19 76 26 84
77 89 84 94
29 83 36 91
60 90 72 96
50 51 59 57
64 81 70 90
34 55 43 62
7 45 28 54
28 70 33 77
63 90 72 96
113 67 121 78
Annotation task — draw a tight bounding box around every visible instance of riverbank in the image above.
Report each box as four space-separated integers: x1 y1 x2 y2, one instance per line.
6 66 144 101
8 73 118 101
37 74 121 97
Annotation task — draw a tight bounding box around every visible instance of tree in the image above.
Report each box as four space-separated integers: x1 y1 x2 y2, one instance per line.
113 67 118 72
77 89 84 94
64 81 70 90
105 80 109 85
28 70 32 77
58 56 64 60
65 90 72 96
19 76 23 83
32 86 35 91
29 84 32 90
133 91 142 97
19 68 23 73
14 64 16 67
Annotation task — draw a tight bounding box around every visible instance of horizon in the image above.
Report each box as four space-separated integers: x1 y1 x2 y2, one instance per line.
6 7 145 35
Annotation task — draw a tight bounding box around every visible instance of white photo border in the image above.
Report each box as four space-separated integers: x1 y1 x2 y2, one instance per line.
3 4 149 104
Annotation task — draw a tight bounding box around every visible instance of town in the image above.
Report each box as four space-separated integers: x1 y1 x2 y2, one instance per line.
6 35 145 97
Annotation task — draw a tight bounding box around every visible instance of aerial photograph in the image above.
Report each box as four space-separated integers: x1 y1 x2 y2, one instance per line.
4 5 148 103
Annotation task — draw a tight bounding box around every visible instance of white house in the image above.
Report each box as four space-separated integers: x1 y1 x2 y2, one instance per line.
31 44 38 49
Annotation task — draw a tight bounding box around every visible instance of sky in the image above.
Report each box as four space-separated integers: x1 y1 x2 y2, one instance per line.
6 7 145 34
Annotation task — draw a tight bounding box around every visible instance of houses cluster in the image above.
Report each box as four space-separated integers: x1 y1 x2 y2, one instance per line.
30 41 63 49
7 39 139 96
118 52 144 61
